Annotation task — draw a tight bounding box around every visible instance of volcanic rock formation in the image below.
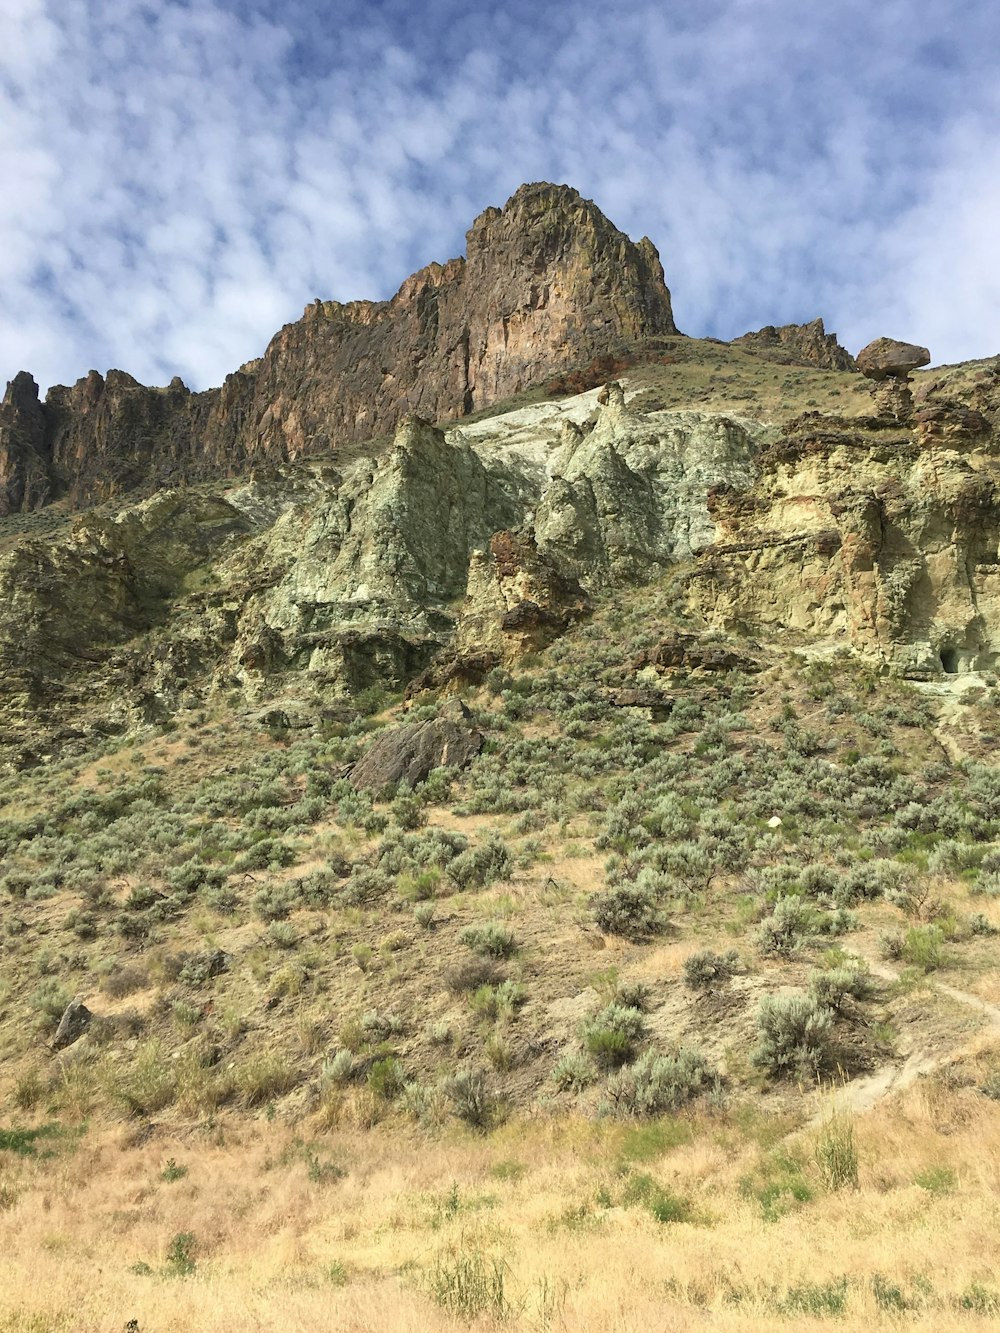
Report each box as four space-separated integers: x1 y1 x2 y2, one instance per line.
3 182 1000 769
857 337 931 419
0 183 676 515
731 318 856 372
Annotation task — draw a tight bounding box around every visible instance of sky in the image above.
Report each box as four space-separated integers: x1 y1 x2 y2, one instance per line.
2 0 999 394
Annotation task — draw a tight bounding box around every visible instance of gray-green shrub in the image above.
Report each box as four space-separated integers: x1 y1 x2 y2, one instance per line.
751 992 833 1080
605 1047 713 1116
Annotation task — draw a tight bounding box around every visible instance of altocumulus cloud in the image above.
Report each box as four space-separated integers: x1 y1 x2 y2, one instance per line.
1 0 998 392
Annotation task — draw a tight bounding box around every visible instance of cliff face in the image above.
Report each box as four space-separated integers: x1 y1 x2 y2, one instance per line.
688 359 1000 675
2 342 1000 765
0 183 676 514
0 372 51 512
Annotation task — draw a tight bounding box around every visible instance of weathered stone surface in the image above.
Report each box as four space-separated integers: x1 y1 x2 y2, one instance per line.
458 529 591 662
632 634 760 675
404 650 502 702
871 376 915 420
52 998 91 1050
348 716 483 791
0 382 779 760
0 184 676 512
732 319 856 372
532 388 764 584
914 402 990 444
0 490 252 682
607 688 676 718
856 338 930 380
0 373 50 515
4 318 1000 763
687 404 1000 675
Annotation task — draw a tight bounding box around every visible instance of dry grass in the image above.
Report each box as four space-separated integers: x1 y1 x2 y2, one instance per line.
2 1068 1000 1331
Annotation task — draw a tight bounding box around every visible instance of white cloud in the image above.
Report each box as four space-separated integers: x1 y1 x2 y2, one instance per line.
0 0 998 395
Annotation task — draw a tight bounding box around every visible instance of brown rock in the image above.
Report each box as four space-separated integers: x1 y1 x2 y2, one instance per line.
403 651 502 702
606 688 676 719
856 338 930 380
0 373 51 515
2 184 677 512
914 402 990 444
348 715 483 791
731 319 856 371
458 529 592 662
632 633 760 675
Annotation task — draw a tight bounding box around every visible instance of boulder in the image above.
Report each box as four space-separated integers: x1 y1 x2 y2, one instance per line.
856 338 930 381
52 997 92 1050
348 711 483 791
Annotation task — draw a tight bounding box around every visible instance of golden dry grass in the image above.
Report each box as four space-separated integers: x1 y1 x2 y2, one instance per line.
3 1063 1000 1332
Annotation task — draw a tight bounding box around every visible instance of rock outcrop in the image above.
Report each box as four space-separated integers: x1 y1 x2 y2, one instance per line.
532 385 763 583
0 379 777 759
857 337 931 420
1 340 1000 763
458 529 592 662
0 373 51 513
348 709 483 791
0 184 676 514
1 181 999 761
688 406 1000 675
632 633 761 675
731 319 856 371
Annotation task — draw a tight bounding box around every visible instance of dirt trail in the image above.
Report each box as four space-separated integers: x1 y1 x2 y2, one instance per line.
809 954 1000 1123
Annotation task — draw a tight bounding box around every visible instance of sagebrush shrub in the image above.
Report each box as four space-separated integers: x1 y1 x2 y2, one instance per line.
459 922 517 959
683 948 741 991
444 1067 498 1129
751 992 833 1080
808 963 874 1011
589 884 665 940
367 1056 406 1100
582 1004 646 1068
756 895 818 955
321 1051 354 1085
251 881 300 921
552 1052 597 1091
341 866 393 907
605 1047 712 1117
447 835 513 890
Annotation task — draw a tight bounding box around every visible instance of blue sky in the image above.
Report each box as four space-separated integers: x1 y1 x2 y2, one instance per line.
2 0 999 392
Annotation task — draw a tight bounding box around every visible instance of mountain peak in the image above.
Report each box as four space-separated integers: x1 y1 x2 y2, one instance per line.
0 184 677 514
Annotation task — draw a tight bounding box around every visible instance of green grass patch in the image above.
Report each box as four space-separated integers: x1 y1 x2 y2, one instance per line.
0 1123 76 1158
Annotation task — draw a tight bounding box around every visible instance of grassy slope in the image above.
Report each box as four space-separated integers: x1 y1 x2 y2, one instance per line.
2 346 1000 1328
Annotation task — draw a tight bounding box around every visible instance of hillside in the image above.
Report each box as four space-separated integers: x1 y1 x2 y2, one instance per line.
1 186 1000 1330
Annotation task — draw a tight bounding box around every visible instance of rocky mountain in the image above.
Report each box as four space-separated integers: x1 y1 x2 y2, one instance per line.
7 188 1000 1333
1 182 1000 767
0 183 675 514
730 317 857 371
